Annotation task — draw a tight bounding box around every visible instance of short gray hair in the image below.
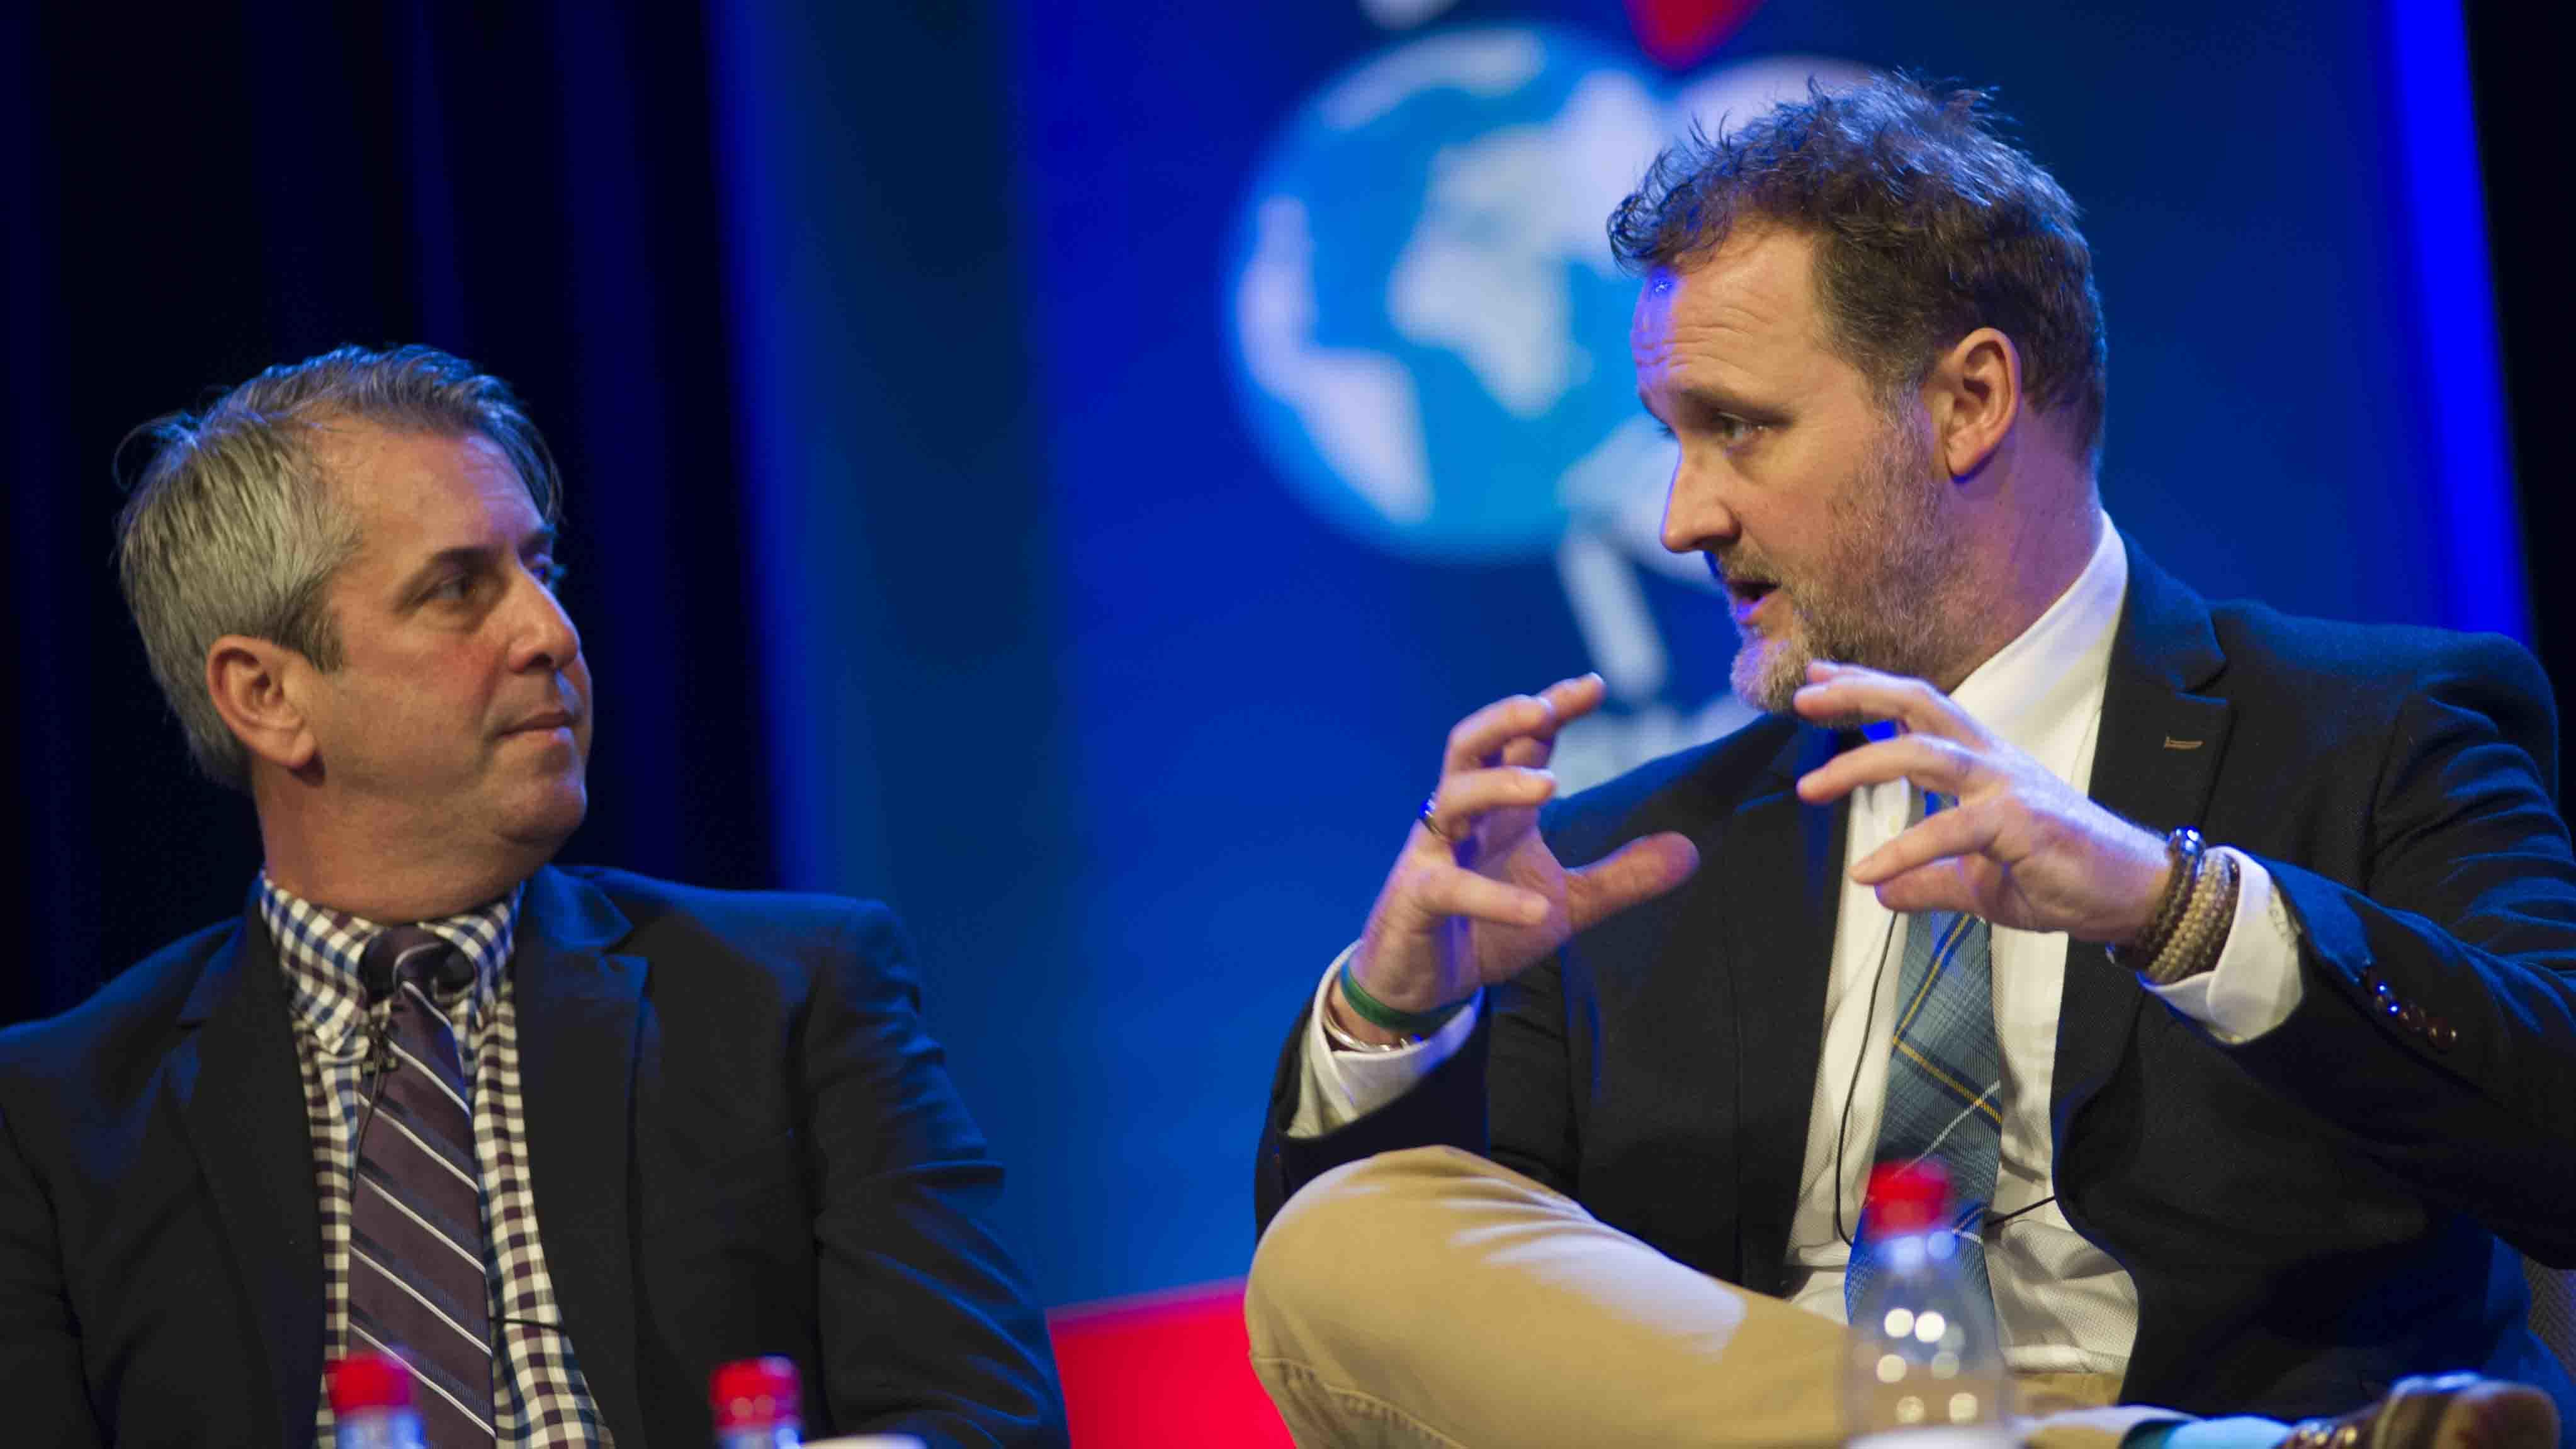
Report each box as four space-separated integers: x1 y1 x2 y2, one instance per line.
115 344 565 791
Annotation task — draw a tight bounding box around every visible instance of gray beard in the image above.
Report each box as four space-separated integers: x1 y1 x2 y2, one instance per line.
1725 424 1968 714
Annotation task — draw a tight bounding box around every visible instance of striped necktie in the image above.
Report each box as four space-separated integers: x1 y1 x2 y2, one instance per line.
1844 794 2004 1318
350 925 497 1446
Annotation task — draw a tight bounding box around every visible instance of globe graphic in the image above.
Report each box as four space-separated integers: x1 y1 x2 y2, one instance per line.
1226 32 1869 785
1226 25 1664 565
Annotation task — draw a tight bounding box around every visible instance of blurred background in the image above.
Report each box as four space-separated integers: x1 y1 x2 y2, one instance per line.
3 0 2565 1428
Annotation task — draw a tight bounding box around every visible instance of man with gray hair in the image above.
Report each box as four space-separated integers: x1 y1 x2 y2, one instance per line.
1246 76 2576 1448
0 346 1068 1446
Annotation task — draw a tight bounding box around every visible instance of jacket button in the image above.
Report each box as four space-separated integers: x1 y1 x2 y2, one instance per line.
2427 1019 2457 1051
2399 1003 2429 1034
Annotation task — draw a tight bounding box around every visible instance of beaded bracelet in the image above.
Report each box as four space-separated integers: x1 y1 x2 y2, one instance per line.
2144 848 2241 986
2110 827 2205 973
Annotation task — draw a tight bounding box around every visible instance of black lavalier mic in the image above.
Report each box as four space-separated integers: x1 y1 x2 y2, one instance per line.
355 934 475 1136
358 940 477 1003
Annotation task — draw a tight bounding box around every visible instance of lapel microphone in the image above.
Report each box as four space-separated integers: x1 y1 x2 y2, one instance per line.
356 935 474 1117
358 944 478 1003
359 961 396 1080
359 964 398 1083
357 1016 398 1153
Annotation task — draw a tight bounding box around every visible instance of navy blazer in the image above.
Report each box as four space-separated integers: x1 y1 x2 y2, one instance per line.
1257 542 2576 1431
0 864 1067 1447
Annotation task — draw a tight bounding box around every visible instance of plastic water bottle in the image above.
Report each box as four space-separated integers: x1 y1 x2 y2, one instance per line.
327 1350 428 1449
713 1357 804 1448
1843 1161 2014 1447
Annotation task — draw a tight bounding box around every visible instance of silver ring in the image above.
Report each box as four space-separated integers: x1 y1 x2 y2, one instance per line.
1417 793 1454 842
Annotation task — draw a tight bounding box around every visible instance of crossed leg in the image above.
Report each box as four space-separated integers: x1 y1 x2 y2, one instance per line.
1245 1146 2198 1449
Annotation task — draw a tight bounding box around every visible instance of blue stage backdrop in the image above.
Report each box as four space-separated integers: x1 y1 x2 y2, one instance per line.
715 0 2510 1307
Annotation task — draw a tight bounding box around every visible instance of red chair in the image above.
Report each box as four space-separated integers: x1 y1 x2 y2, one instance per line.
1048 1279 1294 1446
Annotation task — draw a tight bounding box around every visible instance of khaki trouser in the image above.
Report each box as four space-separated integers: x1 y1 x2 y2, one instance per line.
1245 1147 2200 1448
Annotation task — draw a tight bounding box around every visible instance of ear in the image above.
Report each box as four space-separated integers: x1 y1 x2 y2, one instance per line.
1924 327 2022 480
205 635 320 774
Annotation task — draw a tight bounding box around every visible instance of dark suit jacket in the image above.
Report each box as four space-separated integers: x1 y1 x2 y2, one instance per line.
1257 541 2576 1429
0 864 1068 1448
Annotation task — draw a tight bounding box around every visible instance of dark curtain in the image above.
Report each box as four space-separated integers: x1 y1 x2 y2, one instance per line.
1 1 774 1026
2472 4 2576 716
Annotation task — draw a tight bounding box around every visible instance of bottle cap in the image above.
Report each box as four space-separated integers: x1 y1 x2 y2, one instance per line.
711 1356 802 1430
328 1350 415 1413
1864 1159 1953 1232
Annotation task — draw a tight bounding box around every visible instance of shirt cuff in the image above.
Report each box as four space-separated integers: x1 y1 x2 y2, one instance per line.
1285 944 1482 1139
2142 849 2305 1043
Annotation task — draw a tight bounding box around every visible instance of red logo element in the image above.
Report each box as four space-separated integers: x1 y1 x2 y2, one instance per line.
1624 0 1765 68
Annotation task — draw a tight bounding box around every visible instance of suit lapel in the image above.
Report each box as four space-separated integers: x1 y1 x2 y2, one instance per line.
2052 540 2232 1128
511 865 649 1446
167 911 323 1446
1722 723 1851 1291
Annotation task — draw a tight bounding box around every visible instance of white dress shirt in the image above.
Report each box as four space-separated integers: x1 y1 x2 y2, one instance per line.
1290 514 2308 1378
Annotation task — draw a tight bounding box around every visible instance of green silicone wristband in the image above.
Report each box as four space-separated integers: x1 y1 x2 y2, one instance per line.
1338 956 1472 1035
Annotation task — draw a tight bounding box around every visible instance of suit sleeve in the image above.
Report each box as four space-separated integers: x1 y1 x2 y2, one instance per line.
2218 634 2576 1265
1252 821 1584 1238
1253 1000 1494 1234
0 1091 108 1447
799 902 1069 1447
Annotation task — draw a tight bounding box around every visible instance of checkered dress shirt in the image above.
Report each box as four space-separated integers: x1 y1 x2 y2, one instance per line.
258 873 613 1446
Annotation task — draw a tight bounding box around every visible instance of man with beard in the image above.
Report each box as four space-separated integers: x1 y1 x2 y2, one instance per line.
1243 76 2576 1449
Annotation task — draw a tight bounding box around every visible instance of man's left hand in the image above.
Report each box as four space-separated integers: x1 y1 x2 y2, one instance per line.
1790 660 2171 944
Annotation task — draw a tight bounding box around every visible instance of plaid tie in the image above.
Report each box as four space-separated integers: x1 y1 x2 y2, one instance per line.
349 926 497 1446
1845 794 2004 1317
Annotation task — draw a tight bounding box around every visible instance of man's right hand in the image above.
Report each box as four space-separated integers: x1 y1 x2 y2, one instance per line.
1332 674 1702 1046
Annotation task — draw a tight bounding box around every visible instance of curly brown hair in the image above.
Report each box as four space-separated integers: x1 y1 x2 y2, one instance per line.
1608 74 2107 463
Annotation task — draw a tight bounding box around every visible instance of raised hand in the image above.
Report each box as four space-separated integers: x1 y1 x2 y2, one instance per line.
1338 675 1700 1044
1788 660 2170 942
